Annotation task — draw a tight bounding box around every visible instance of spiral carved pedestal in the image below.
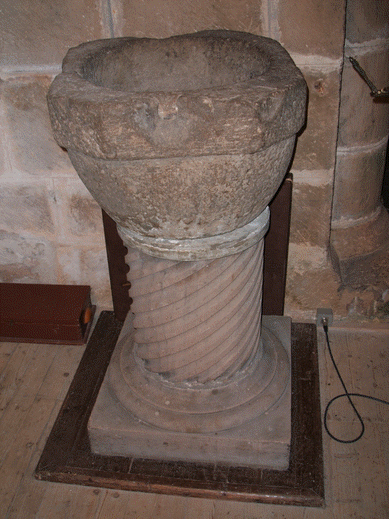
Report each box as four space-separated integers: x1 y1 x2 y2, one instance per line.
89 212 292 469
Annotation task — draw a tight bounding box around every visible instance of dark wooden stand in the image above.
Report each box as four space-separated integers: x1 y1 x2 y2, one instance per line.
35 312 324 507
0 283 94 345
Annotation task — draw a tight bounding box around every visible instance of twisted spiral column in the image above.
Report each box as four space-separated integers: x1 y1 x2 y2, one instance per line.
128 240 263 384
106 209 290 433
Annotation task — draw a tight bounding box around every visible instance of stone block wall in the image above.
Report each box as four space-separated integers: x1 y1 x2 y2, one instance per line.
1 0 388 322
0 0 113 307
277 1 347 320
330 0 389 303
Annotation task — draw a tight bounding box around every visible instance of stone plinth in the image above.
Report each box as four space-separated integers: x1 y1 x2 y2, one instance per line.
89 314 291 469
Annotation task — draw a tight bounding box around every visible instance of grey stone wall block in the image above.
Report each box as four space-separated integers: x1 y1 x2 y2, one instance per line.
292 69 341 170
0 0 106 69
0 230 56 284
346 0 389 43
114 0 264 38
2 75 73 175
51 178 105 241
338 50 389 147
0 132 6 178
80 247 112 307
56 246 81 285
332 143 388 221
0 184 55 236
56 245 112 308
68 192 105 238
279 0 346 58
0 80 7 175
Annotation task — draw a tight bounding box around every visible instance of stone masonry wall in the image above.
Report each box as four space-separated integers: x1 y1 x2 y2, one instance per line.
330 0 389 319
0 0 113 308
284 0 389 322
0 0 387 322
277 1 348 320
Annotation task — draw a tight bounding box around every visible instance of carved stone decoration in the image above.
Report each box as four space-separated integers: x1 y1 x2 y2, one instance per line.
47 31 307 469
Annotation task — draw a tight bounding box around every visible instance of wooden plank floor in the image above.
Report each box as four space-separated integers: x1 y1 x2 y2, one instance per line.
1 322 388 518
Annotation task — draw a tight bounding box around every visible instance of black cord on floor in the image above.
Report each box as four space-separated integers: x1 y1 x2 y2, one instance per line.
322 320 389 444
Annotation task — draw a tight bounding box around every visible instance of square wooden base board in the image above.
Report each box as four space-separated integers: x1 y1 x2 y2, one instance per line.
35 311 324 507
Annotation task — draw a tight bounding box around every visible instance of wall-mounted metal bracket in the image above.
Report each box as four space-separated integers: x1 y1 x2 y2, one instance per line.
349 57 389 99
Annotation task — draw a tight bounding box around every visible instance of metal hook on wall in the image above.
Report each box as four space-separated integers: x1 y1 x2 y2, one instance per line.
349 57 389 99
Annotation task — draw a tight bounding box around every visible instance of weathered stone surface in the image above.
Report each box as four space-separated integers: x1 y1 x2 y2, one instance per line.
286 259 389 321
80 247 111 287
279 0 346 58
127 243 264 384
119 209 269 262
338 51 389 147
285 258 360 320
49 177 106 246
69 142 290 242
0 81 7 176
329 2 389 296
114 0 264 39
332 143 387 221
285 241 388 321
56 246 81 284
292 68 341 170
68 191 104 238
90 315 291 469
0 184 54 235
46 31 304 466
0 0 106 68
289 180 333 248
2 76 72 174
47 31 306 247
0 135 6 178
48 32 306 160
346 0 389 43
331 11 389 282
0 230 56 284
335 244 389 292
57 245 112 308
331 206 389 261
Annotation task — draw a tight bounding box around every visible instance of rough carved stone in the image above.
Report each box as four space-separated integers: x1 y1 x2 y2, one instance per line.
47 31 307 466
48 30 306 255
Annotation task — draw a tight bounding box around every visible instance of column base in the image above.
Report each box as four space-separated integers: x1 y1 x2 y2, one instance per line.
36 312 324 507
330 206 389 288
88 315 291 470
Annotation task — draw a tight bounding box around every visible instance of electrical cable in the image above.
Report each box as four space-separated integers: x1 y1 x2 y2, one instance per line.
322 319 389 444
